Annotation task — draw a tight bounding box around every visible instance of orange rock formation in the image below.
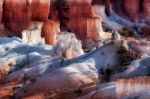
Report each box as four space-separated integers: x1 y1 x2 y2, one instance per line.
42 20 60 45
0 0 105 45
66 0 103 41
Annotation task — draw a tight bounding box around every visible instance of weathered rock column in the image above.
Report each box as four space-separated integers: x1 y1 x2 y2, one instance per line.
143 0 150 17
3 0 50 33
0 0 4 30
42 20 60 45
123 0 140 20
66 0 103 41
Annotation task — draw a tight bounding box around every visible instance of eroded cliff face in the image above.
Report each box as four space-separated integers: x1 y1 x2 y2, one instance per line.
0 0 149 44
0 0 3 30
143 0 150 17
0 0 106 45
42 20 60 45
0 0 3 23
66 1 103 41
3 0 50 33
93 0 150 34
113 0 150 21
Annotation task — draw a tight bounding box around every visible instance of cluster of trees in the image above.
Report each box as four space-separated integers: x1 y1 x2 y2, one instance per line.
53 0 70 30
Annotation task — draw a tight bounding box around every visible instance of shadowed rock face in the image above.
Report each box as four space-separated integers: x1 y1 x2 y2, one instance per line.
92 0 150 34
113 0 150 21
92 0 150 20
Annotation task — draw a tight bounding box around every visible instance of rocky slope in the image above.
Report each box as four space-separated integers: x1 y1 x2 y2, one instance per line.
0 0 149 99
0 35 150 98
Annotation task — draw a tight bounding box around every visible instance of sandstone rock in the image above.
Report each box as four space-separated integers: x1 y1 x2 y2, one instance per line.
123 0 139 20
4 21 42 35
112 55 150 81
80 82 115 99
42 20 60 45
81 77 150 99
0 0 3 23
112 0 150 22
5 21 43 34
3 0 50 22
0 1 4 31
127 39 150 55
67 5 95 18
31 0 50 21
65 0 104 42
56 32 84 59
0 24 4 31
116 77 150 99
67 0 92 6
5 22 31 34
3 0 50 33
11 41 122 98
22 28 45 45
67 17 103 41
3 0 31 23
0 84 22 98
143 0 150 17
1 0 105 44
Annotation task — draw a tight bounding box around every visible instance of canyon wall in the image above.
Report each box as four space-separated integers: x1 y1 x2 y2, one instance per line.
42 20 60 45
0 0 3 23
0 0 149 45
92 0 150 33
123 0 140 20
143 0 150 17
0 0 104 45
66 0 103 41
3 0 50 33
0 0 3 30
113 0 150 20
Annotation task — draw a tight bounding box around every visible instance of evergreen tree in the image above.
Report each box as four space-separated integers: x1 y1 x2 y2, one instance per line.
53 0 70 30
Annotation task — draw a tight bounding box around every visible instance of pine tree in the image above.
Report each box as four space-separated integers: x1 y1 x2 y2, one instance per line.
53 0 70 30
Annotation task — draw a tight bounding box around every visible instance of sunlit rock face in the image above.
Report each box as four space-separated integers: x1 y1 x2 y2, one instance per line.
67 17 103 41
67 0 92 5
0 0 3 23
31 0 50 21
56 32 84 59
66 0 103 41
0 0 3 31
3 0 50 22
0 38 127 98
3 0 50 33
11 41 121 98
22 28 45 45
42 20 60 45
3 0 31 33
0 0 105 46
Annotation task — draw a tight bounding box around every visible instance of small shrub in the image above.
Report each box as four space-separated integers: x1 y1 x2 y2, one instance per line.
120 27 134 37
